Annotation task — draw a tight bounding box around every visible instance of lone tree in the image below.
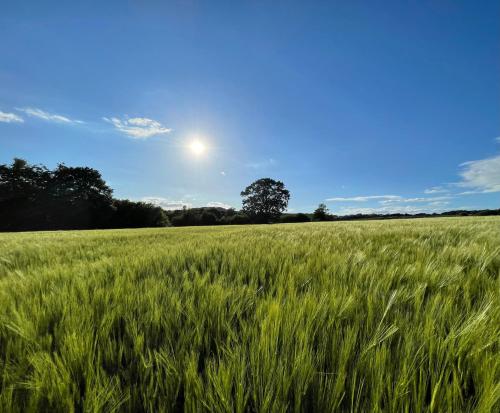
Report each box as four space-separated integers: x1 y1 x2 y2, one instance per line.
241 178 290 223
313 203 330 221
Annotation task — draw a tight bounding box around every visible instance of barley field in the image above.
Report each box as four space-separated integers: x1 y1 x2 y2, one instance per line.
0 217 499 412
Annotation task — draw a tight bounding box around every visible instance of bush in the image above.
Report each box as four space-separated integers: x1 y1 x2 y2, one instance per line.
280 213 311 223
110 200 170 228
220 213 251 225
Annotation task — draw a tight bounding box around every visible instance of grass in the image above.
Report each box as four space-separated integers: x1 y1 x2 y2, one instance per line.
0 217 499 412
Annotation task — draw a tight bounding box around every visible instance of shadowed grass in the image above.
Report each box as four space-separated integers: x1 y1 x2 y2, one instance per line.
0 217 499 412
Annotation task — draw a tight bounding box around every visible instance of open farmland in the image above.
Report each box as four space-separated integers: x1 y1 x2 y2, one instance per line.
0 217 499 412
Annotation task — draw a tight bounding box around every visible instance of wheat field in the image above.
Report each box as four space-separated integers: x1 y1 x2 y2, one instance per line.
0 217 499 412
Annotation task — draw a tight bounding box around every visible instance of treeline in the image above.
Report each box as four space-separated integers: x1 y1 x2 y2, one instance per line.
0 158 315 231
166 208 313 226
0 159 169 231
332 209 500 221
165 208 500 227
1 158 498 232
166 207 249 226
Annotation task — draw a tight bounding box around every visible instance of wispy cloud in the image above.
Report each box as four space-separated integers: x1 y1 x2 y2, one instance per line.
246 158 277 169
326 193 452 214
0 111 24 123
457 190 484 196
220 171 226 176
103 116 172 139
428 201 450 207
142 197 191 210
326 195 401 202
424 186 448 194
426 143 500 196
379 196 452 205
457 155 500 193
207 201 233 209
16 107 83 124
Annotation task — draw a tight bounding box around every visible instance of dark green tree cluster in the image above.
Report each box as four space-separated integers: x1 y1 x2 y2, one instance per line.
241 178 290 223
111 200 169 228
313 203 335 221
280 213 311 223
167 207 250 226
0 159 169 231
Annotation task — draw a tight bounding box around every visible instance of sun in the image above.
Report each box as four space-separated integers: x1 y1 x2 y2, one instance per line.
189 139 206 156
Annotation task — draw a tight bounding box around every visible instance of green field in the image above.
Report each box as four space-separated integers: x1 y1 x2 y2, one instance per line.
0 217 499 412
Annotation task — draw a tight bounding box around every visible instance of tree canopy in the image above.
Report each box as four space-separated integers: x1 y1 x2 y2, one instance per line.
240 178 290 223
313 203 330 221
0 158 169 231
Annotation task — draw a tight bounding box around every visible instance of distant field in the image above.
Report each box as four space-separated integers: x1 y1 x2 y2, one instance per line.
0 217 499 412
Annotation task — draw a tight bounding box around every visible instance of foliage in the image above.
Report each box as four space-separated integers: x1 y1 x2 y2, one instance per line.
280 213 311 223
0 158 169 230
168 207 240 226
241 178 290 223
313 203 331 221
110 200 170 228
0 158 114 230
219 212 251 225
0 217 499 412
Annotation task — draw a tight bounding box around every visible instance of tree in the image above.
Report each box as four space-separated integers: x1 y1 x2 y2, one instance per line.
240 178 290 223
0 158 51 230
47 164 115 229
0 158 50 202
0 158 116 230
313 203 329 221
50 164 113 203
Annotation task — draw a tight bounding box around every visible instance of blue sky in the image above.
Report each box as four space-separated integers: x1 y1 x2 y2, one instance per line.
1 1 499 214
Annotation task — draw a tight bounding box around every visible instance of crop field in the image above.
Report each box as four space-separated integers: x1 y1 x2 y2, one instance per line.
0 217 499 412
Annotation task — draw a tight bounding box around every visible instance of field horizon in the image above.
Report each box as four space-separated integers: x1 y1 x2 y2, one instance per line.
1 217 499 412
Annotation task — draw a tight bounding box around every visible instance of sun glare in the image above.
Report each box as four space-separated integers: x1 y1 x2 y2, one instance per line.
189 139 206 156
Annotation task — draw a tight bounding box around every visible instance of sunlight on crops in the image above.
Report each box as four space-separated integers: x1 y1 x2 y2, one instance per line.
0 217 499 412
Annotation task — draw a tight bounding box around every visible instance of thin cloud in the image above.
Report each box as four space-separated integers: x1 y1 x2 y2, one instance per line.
424 186 448 194
103 116 172 139
142 197 191 211
326 195 401 202
457 155 500 193
457 190 485 196
16 107 83 124
0 111 24 123
246 158 277 169
327 194 453 212
428 201 450 207
379 196 452 205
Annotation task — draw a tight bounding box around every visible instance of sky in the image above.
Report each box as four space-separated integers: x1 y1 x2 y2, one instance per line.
1 1 499 214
